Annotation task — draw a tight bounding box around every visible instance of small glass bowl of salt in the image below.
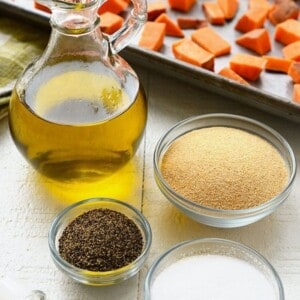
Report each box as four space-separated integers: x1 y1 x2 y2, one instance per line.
144 238 284 300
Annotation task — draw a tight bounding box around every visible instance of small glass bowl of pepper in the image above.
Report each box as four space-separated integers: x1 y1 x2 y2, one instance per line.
48 198 152 286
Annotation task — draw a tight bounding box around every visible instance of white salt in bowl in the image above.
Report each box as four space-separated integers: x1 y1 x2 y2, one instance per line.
144 238 284 300
154 113 296 228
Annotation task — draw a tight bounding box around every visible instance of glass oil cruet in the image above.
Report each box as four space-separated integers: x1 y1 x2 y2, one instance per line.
9 0 147 183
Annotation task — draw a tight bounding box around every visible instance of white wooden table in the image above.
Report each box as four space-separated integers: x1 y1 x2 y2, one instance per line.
0 64 299 299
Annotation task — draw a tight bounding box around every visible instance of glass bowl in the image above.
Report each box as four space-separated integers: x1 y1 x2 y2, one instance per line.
144 238 284 300
48 198 152 286
154 113 296 228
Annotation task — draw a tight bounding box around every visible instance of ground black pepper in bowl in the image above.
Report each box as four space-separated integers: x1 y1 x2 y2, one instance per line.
58 208 144 272
49 198 152 285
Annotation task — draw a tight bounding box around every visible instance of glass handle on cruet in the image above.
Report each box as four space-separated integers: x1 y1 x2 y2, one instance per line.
106 0 147 54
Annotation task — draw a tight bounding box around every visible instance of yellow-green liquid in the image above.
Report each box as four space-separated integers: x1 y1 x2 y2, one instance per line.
9 63 147 183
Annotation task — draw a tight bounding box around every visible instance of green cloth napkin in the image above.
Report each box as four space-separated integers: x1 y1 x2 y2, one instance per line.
0 16 49 119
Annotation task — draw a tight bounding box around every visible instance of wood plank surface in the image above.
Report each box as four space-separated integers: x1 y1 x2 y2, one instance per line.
0 64 299 299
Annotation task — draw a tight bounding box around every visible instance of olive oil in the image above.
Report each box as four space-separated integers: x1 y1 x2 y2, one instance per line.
9 62 147 182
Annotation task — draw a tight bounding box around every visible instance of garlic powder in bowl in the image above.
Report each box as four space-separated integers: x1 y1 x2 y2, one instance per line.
154 114 296 227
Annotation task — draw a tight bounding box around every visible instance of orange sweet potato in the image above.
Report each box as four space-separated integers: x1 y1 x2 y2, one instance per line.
147 1 167 21
138 22 166 51
229 53 265 81
98 0 129 15
218 67 250 85
288 61 300 83
155 13 184 37
191 26 231 57
263 56 292 73
100 12 124 34
34 0 51 13
177 17 208 30
202 2 225 25
217 0 239 20
292 84 300 103
172 39 215 71
268 0 299 25
235 8 268 33
249 0 273 12
168 0 197 12
274 19 300 45
236 28 271 55
282 40 300 61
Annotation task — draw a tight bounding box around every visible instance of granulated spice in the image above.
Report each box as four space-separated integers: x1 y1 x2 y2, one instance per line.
58 208 144 271
161 127 289 210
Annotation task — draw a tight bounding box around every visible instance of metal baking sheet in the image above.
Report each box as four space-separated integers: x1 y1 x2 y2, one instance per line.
1 0 300 122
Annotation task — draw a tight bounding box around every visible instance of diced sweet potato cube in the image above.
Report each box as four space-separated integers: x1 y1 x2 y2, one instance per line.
218 67 250 85
147 1 167 21
138 22 166 51
98 0 129 15
229 53 265 81
177 18 208 30
191 26 231 57
155 13 184 37
100 12 124 34
288 61 300 83
236 28 271 55
274 19 300 45
168 0 197 12
263 56 292 73
235 8 268 33
202 2 225 25
249 0 273 12
282 41 300 61
217 0 239 20
172 39 215 71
